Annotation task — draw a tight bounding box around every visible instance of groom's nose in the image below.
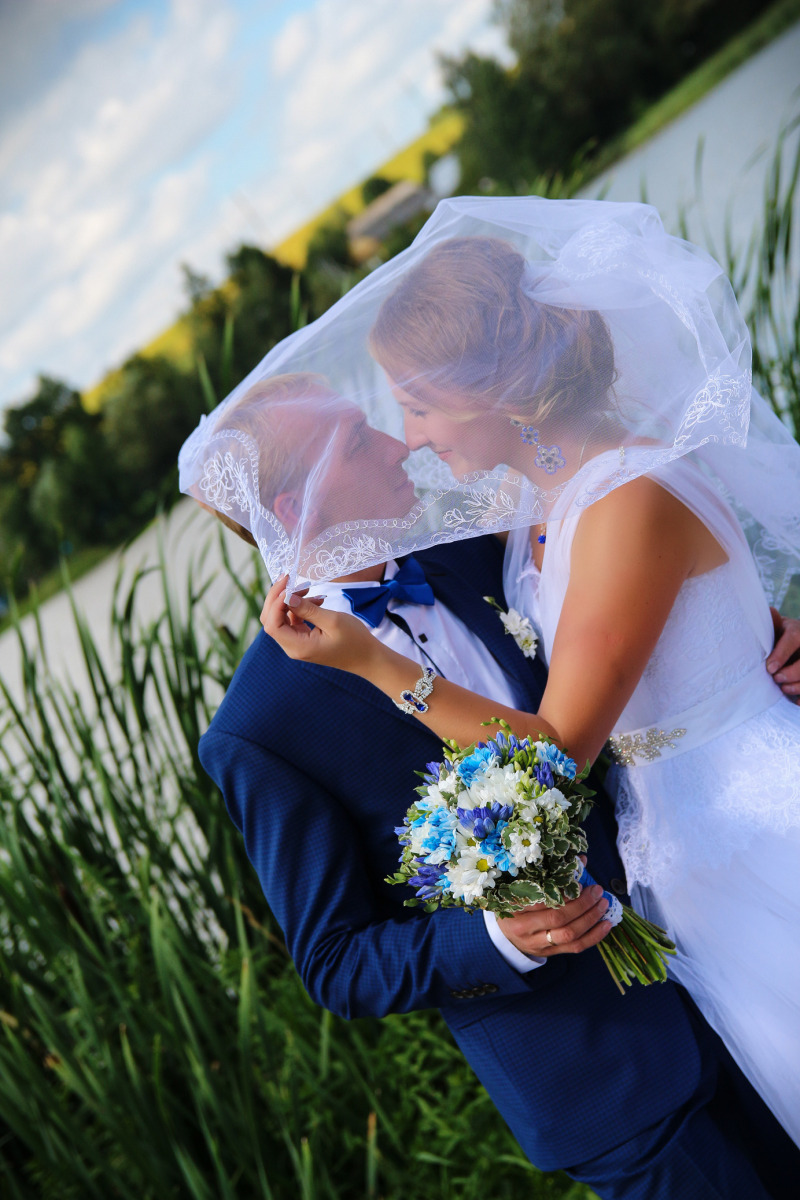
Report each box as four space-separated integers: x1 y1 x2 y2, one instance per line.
371 427 409 465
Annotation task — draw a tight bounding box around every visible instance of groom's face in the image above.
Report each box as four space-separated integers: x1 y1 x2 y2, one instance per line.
275 401 416 534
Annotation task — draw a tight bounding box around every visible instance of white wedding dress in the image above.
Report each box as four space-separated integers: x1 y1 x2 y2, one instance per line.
504 452 800 1147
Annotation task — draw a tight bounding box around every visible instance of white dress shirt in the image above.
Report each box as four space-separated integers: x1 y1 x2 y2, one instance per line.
315 561 544 973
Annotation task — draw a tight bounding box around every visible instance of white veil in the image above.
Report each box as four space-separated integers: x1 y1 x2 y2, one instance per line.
178 196 800 603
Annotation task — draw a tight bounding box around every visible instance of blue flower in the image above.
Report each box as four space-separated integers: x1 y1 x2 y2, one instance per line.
534 762 554 790
477 825 518 875
535 741 577 779
486 732 529 759
457 802 514 841
422 761 443 784
408 860 447 900
418 806 458 863
457 746 496 786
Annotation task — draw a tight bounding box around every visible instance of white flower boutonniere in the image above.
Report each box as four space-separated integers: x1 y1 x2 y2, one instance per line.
484 596 538 659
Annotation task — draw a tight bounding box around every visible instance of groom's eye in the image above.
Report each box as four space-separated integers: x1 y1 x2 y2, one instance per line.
346 421 368 456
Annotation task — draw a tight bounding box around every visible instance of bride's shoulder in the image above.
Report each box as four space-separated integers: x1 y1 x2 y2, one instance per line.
574 466 726 577
581 470 681 527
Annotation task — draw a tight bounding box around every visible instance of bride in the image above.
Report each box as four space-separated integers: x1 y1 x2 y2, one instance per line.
183 197 800 1145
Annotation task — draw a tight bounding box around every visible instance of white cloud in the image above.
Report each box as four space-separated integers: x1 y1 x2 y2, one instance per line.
254 0 499 246
0 0 240 403
271 6 313 79
0 0 499 410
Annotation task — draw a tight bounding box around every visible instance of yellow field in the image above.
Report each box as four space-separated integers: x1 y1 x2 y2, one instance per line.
82 110 464 412
273 110 464 268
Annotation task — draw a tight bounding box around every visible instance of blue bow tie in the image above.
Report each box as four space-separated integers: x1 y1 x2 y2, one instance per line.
342 556 435 628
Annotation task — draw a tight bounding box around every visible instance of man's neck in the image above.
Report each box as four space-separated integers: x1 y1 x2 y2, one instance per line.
332 562 386 584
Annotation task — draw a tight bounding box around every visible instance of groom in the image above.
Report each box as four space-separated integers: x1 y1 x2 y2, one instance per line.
194 377 800 1199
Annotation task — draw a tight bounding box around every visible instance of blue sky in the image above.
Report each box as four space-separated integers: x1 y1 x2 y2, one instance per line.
0 0 507 412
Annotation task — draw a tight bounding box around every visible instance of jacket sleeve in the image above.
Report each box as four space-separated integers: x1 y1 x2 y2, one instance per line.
199 725 547 1020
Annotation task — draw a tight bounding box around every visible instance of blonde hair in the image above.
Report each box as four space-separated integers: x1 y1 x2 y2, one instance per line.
209 372 338 545
369 237 616 427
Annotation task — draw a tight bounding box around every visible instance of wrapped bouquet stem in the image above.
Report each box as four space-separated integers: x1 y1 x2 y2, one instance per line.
388 720 675 994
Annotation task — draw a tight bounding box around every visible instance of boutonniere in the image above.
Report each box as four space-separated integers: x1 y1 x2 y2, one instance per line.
483 596 538 659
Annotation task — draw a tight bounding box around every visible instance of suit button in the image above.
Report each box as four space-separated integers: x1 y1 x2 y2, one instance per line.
609 877 627 896
483 983 498 994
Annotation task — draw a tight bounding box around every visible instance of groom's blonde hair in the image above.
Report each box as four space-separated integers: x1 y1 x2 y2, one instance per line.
205 372 339 546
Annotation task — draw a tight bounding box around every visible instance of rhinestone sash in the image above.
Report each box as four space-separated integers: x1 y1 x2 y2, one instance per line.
607 662 783 766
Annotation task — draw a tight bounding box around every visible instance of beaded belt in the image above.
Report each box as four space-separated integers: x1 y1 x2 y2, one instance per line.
607 662 783 766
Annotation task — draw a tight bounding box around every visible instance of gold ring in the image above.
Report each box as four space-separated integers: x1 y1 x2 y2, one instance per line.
545 929 555 947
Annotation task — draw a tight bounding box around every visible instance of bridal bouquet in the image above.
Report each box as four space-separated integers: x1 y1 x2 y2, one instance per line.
388 721 675 992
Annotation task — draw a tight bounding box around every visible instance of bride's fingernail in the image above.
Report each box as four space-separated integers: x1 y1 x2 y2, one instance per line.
287 592 301 608
774 672 786 683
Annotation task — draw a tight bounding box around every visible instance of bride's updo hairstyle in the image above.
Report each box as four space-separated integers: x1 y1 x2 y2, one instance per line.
369 236 617 428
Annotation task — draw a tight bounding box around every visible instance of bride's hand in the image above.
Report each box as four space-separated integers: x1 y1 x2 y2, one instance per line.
768 609 800 702
260 574 378 673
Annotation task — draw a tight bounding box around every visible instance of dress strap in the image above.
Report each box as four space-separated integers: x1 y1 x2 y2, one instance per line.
607 662 783 766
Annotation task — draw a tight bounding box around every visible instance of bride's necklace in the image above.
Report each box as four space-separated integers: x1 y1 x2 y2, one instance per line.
533 418 626 550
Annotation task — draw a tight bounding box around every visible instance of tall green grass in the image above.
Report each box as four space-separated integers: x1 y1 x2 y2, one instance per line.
0 534 592 1198
747 115 800 439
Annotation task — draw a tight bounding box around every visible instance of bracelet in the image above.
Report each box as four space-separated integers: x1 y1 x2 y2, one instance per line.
394 666 436 715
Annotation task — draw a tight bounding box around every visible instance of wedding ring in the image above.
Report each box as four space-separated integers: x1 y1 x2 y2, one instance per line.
545 929 555 947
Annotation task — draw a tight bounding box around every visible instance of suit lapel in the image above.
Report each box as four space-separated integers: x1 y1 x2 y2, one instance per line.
416 542 547 713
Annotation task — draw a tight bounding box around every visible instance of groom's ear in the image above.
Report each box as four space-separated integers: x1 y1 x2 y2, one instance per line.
273 490 302 533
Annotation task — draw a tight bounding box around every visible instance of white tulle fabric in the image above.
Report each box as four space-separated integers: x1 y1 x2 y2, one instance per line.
178 196 800 600
504 453 800 1147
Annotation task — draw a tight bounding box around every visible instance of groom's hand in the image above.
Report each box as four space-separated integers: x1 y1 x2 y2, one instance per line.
768 608 800 702
496 871 612 959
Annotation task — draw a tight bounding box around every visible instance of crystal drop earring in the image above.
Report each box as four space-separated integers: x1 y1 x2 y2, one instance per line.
510 417 539 445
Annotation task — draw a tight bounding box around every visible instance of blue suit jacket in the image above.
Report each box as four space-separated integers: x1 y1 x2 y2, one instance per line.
199 535 716 1171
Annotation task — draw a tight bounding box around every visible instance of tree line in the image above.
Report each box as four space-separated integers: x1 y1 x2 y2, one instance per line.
442 0 772 193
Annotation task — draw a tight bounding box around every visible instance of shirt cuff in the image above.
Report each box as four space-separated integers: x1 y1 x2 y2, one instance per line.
482 909 546 973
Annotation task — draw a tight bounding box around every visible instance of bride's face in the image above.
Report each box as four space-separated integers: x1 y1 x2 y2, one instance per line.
391 383 515 479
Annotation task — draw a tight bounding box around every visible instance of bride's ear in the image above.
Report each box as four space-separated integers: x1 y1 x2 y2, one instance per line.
273 490 302 533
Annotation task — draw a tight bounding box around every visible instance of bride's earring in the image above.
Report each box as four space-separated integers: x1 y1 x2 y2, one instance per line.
510 417 539 445
619 445 626 466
